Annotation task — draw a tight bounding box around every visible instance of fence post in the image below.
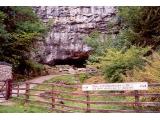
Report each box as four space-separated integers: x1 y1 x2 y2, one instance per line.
134 90 140 112
25 82 30 104
17 84 19 97
5 79 12 100
75 73 80 84
51 84 55 111
86 91 90 113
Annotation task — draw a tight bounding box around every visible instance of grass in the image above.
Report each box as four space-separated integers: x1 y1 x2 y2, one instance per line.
0 104 49 113
0 98 50 113
46 75 76 83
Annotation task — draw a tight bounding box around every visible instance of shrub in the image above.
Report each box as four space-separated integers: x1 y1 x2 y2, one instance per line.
84 31 116 63
123 52 160 111
84 30 133 65
100 46 148 82
123 52 160 83
24 60 44 77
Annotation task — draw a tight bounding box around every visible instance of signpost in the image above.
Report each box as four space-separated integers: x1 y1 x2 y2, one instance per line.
82 82 148 91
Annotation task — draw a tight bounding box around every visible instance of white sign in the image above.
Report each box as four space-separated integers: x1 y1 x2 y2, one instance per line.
82 82 148 91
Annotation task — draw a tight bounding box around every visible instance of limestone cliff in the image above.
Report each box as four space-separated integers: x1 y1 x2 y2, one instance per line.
32 6 119 65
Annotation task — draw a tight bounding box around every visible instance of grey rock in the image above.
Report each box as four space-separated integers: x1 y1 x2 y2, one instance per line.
32 6 119 65
0 64 12 81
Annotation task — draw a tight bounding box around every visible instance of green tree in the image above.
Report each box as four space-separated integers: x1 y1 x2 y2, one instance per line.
118 7 160 49
0 7 46 75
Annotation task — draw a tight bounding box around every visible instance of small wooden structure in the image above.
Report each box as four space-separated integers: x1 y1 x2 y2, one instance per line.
0 62 12 100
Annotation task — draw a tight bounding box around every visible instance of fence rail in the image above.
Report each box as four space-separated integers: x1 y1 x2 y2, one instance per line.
11 82 160 113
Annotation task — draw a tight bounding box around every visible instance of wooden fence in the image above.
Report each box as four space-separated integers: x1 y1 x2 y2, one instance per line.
11 82 160 113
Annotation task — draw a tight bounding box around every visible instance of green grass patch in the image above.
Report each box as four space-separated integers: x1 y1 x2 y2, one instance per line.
46 74 77 84
0 100 49 113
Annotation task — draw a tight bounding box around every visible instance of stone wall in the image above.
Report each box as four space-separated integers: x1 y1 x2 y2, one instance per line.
0 64 12 81
32 6 120 65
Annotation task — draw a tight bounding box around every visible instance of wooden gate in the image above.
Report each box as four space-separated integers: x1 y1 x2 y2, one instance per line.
0 79 12 100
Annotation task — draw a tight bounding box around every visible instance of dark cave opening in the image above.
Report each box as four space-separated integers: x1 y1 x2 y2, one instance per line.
42 51 92 68
50 58 87 68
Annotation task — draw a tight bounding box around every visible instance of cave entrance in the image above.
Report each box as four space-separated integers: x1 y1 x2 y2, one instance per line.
53 58 87 68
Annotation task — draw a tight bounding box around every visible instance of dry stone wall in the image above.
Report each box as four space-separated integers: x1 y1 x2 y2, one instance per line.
0 64 12 81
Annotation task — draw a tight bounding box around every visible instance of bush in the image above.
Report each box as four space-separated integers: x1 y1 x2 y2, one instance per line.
100 46 148 82
84 30 133 65
123 52 160 111
84 31 116 63
21 60 44 77
123 52 160 83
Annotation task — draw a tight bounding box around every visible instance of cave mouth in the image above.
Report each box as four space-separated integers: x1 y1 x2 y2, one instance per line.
51 58 87 68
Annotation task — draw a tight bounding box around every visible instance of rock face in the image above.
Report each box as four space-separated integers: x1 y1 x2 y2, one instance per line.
32 6 119 65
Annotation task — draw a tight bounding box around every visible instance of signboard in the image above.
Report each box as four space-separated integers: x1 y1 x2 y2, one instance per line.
82 82 148 91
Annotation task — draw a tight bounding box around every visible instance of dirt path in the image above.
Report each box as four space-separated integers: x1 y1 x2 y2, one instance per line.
11 75 55 95
0 73 74 103
13 74 76 94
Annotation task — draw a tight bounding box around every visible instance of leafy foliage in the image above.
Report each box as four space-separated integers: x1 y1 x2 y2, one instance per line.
24 60 45 76
0 6 46 75
84 30 133 65
85 31 105 55
84 31 115 64
99 46 148 82
118 7 160 48
123 52 160 110
123 52 160 83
